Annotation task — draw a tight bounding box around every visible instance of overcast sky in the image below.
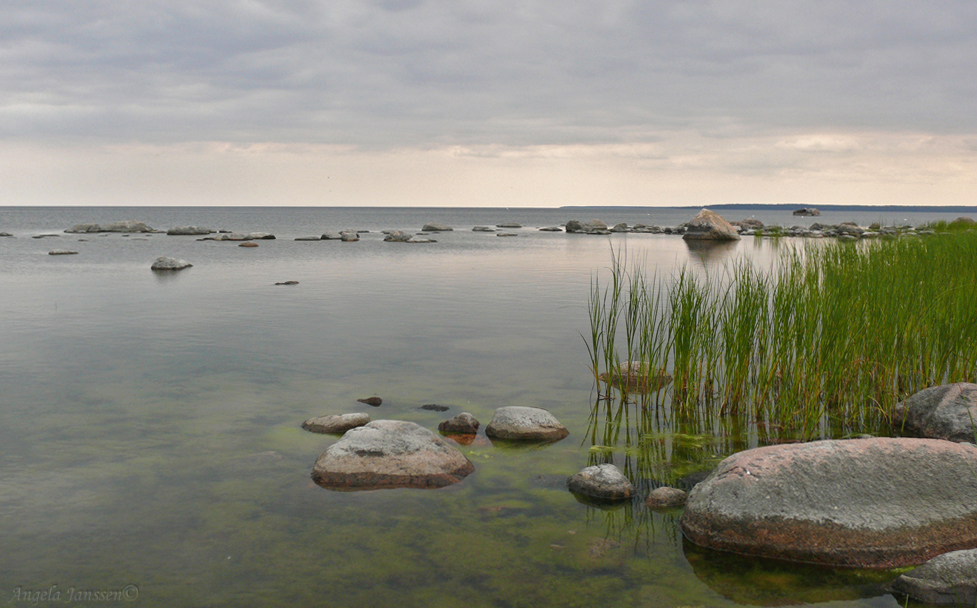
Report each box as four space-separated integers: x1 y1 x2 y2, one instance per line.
3 0 977 207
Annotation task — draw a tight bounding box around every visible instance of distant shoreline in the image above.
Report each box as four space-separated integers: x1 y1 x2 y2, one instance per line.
558 203 977 213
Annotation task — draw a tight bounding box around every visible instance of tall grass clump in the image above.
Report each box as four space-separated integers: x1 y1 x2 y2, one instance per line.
587 231 977 438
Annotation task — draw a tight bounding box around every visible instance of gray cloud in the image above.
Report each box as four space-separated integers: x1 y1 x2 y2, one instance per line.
2 0 976 147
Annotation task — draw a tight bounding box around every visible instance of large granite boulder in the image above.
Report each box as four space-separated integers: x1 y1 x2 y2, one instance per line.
151 257 193 271
311 420 475 490
302 413 370 434
484 406 569 442
888 549 977 605
680 438 977 568
567 464 633 501
892 383 977 443
682 210 740 241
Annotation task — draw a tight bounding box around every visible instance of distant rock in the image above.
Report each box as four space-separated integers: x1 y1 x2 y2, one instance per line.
383 230 412 242
682 209 740 241
438 413 480 434
567 464 633 501
407 236 437 243
32 234 60 239
485 406 569 442
646 486 688 509
681 438 977 568
472 226 496 232
295 236 322 241
48 249 78 255
731 219 764 230
792 208 821 216
610 223 630 233
239 242 258 247
892 383 977 443
496 233 517 237
0 232 13 237
275 280 299 285
888 549 977 605
496 223 522 228
302 413 371 434
422 223 453 232
320 232 343 240
357 397 382 407
420 404 449 412
311 420 475 490
66 220 154 233
167 226 214 235
151 257 192 271
538 226 563 232
340 230 359 242
565 219 609 235
200 232 275 241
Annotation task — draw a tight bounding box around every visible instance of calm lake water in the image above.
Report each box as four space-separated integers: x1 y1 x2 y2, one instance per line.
0 206 966 607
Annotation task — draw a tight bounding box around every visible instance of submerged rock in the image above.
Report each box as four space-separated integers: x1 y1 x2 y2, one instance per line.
485 406 569 442
438 413 480 434
150 257 192 271
66 220 155 233
472 226 496 232
302 413 370 434
646 486 688 509
892 383 977 443
311 420 475 490
357 397 382 407
538 226 563 232
792 208 821 216
682 209 740 241
681 438 977 568
888 549 977 605
420 404 449 412
48 249 78 255
239 242 258 247
598 362 672 393
422 223 453 232
567 464 633 501
295 236 322 241
275 280 299 285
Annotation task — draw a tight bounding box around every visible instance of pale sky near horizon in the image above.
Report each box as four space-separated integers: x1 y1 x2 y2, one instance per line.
2 1 977 207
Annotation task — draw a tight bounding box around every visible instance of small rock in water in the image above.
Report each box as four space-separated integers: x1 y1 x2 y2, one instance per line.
151 257 192 271
239 242 258 247
646 486 688 509
48 249 79 255
438 413 480 434
275 280 299 286
302 413 371 434
485 406 569 442
496 233 518 237
887 548 977 605
0 232 13 237
567 464 633 501
421 404 449 412
294 236 322 241
33 234 60 239
472 226 496 232
892 383 977 443
422 223 453 232
357 397 382 407
496 223 522 228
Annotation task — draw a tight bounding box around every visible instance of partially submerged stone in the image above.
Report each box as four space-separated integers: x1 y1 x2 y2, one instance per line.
484 406 569 442
567 464 633 501
892 383 977 443
598 362 672 393
682 209 740 241
311 420 475 490
422 223 453 232
681 438 977 568
646 486 688 510
302 413 370 434
150 257 192 271
438 413 480 434
66 220 155 233
48 249 78 255
888 549 977 605
167 226 214 235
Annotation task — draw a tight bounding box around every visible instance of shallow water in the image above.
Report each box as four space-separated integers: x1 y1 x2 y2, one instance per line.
0 206 955 607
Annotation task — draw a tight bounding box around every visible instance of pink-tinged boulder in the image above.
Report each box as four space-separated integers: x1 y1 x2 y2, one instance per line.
892 383 977 443
680 438 977 568
682 209 740 241
311 420 474 491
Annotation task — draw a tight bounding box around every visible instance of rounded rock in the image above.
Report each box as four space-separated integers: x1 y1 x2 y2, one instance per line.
646 486 688 509
438 413 480 434
302 413 371 434
567 464 633 501
151 257 192 270
484 406 569 442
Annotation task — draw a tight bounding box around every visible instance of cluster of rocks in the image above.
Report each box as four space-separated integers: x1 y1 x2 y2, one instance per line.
564 219 688 236
65 220 156 233
304 405 569 491
198 232 276 241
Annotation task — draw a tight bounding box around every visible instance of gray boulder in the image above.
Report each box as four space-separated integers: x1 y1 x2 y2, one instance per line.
610 223 630 233
472 226 496 232
383 230 412 242
565 219 608 234
496 223 522 228
893 383 977 443
340 230 359 242
310 420 475 490
888 549 977 605
567 464 633 500
680 438 977 568
66 220 155 233
792 207 821 216
151 257 193 271
646 486 688 509
438 413 480 434
484 406 569 442
538 226 563 232
682 209 740 241
167 226 214 235
0 232 12 237
422 223 453 232
302 413 370 434
321 232 343 240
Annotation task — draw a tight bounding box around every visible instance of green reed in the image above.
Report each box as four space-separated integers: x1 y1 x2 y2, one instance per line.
587 230 977 438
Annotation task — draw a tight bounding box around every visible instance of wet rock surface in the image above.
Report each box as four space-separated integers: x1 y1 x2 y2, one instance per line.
888 549 977 605
681 438 977 568
567 464 633 501
892 383 977 443
151 257 193 271
311 420 475 490
646 486 688 509
682 209 740 241
438 412 480 434
484 406 569 442
302 413 371 434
